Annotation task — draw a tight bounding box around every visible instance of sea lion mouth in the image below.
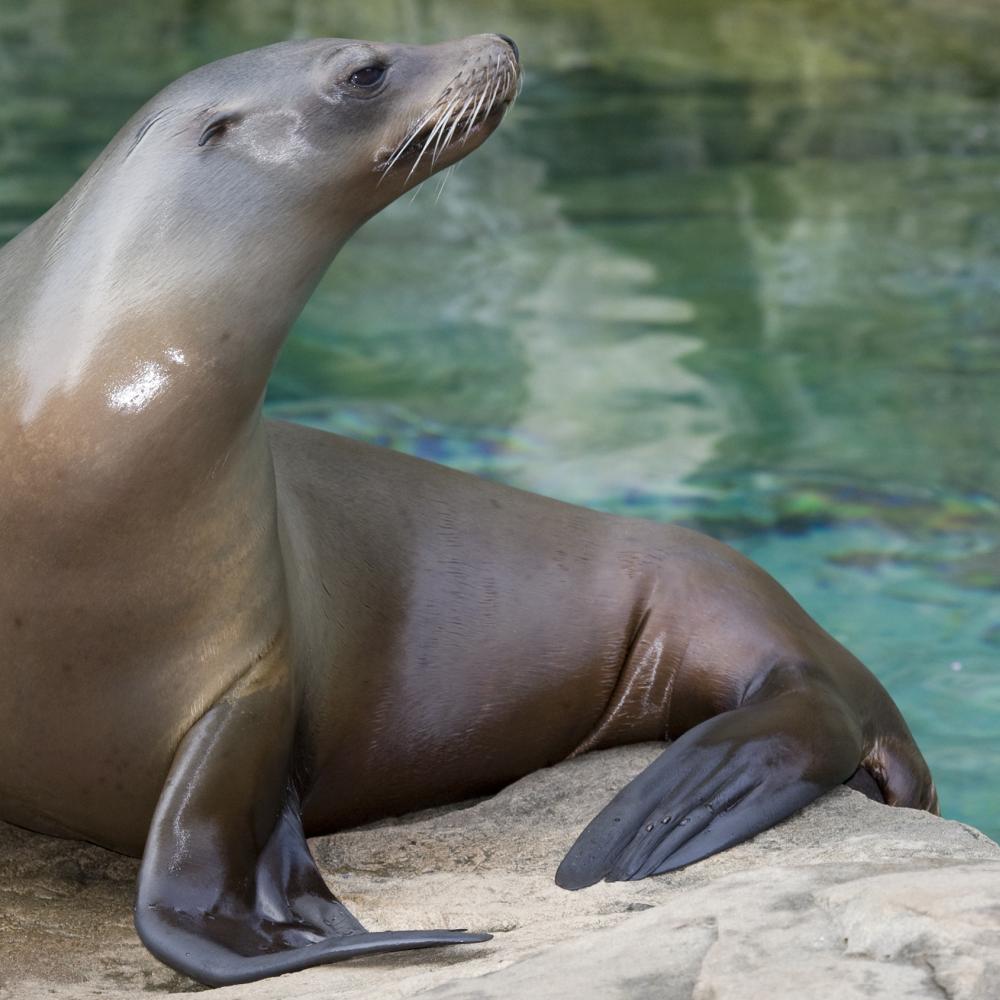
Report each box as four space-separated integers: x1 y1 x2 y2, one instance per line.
377 51 521 180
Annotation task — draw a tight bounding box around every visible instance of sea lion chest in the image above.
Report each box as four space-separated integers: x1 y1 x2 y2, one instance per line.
0 410 286 853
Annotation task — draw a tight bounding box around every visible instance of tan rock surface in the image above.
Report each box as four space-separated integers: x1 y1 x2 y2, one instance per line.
1 744 997 999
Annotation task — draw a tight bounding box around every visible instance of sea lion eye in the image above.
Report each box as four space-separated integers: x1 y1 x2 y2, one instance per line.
348 65 386 88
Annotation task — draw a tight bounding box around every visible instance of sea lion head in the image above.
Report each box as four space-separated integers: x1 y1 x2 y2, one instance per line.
122 34 520 231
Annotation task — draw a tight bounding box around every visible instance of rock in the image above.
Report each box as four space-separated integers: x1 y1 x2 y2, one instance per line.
1 743 997 999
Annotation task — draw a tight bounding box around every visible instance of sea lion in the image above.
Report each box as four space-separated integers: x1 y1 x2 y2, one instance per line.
0 34 937 988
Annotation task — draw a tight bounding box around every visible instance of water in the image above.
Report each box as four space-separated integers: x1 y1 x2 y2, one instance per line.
2 1 998 839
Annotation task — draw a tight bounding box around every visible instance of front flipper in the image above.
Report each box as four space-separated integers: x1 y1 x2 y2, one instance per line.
556 664 864 889
135 677 488 987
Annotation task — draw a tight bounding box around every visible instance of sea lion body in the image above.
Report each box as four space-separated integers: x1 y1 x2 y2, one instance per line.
273 425 875 834
1 412 836 846
0 35 936 987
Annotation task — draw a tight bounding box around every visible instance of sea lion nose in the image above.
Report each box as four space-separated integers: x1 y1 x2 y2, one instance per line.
495 33 519 62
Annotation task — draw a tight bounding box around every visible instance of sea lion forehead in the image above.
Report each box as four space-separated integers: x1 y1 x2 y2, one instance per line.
115 38 388 157
126 36 473 147
153 39 368 102
154 37 456 100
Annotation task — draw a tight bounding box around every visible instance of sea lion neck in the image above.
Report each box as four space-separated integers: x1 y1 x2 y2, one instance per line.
1 160 346 429
0 214 336 547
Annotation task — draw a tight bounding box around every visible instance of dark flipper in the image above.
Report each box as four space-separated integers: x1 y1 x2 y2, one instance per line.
556 664 865 890
845 765 885 803
135 675 488 987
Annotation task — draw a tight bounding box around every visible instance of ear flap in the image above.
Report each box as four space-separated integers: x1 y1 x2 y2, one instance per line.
198 112 242 147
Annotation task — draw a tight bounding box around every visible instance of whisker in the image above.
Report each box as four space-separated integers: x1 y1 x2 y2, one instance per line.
434 165 455 203
427 94 461 166
432 100 461 158
380 46 521 183
484 73 504 123
406 96 460 182
463 78 492 143
378 102 442 183
441 94 475 153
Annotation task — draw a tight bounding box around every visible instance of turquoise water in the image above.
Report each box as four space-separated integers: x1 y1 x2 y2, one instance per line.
2 2 998 838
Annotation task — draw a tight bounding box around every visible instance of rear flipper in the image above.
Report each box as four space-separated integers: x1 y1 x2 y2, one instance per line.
845 764 884 802
556 665 868 890
135 674 488 987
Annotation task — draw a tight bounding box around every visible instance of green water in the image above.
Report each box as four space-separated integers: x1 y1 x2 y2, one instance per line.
2 1 998 839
